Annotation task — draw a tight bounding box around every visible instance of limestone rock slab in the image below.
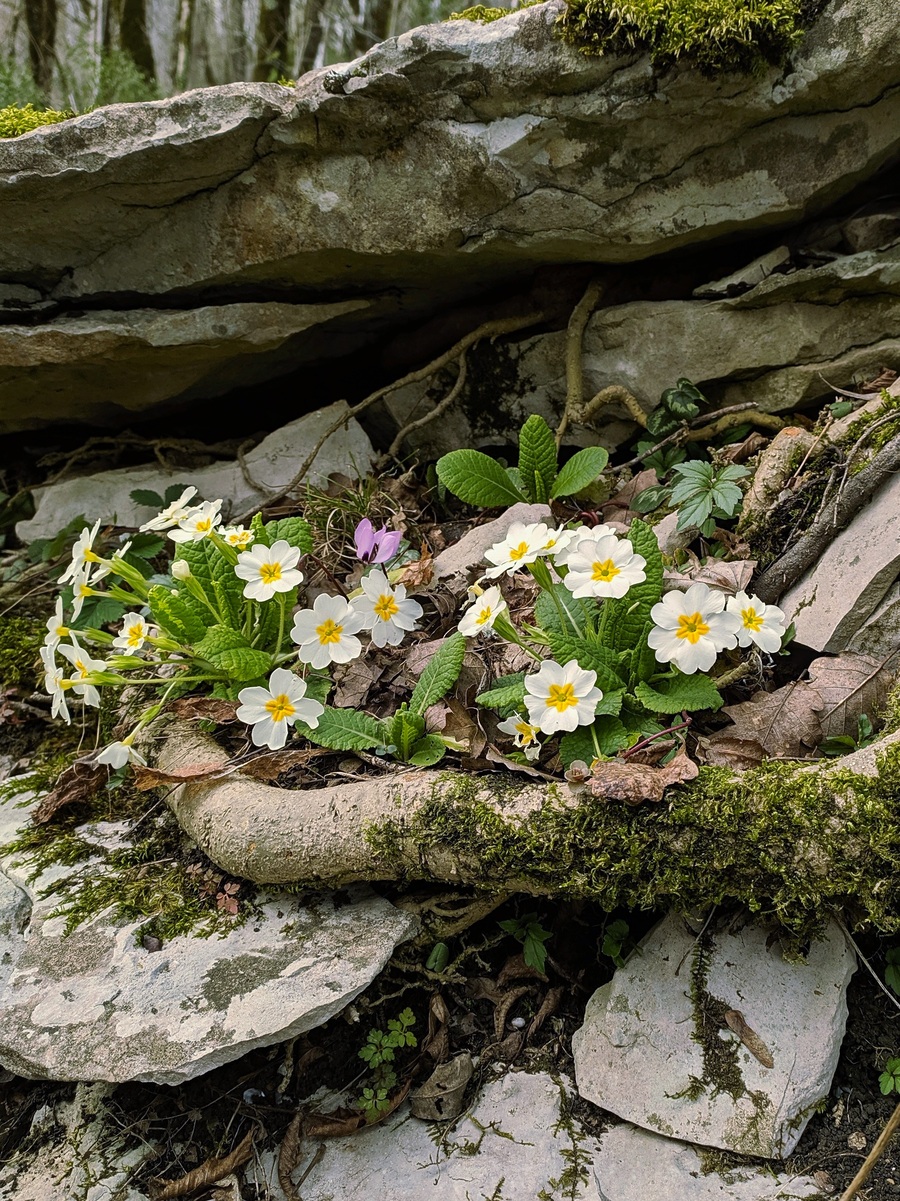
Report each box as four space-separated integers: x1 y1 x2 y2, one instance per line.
572 914 854 1158
433 501 552 593
594 1125 824 1201
781 469 900 652
17 400 376 541
0 300 368 433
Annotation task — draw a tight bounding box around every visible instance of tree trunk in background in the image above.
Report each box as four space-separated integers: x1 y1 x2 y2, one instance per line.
297 0 327 73
174 0 195 89
121 0 155 78
253 0 291 81
25 0 58 94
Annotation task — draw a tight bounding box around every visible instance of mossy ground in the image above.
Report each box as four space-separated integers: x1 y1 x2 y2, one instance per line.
0 104 72 139
0 614 43 690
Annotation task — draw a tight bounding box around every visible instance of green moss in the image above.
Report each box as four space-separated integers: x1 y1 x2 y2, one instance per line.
365 750 900 944
450 1 540 21
556 0 824 74
0 103 72 139
0 614 43 689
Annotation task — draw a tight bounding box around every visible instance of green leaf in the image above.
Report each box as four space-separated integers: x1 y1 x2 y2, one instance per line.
264 516 313 554
646 406 681 437
148 584 208 644
596 520 663 654
635 670 723 715
129 488 164 508
523 928 550 974
550 446 610 498
475 673 526 717
409 633 466 715
127 533 165 560
534 584 592 638
193 625 272 681
164 483 193 503
632 484 670 514
387 709 427 760
559 716 630 766
631 619 659 689
299 706 385 751
249 513 268 546
436 449 528 508
545 632 625 692
408 735 448 766
517 414 558 504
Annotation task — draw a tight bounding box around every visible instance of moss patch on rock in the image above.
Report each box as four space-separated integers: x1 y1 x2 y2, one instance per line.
0 103 73 139
0 614 43 690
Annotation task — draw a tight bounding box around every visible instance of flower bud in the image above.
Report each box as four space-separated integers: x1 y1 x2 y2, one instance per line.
172 560 192 581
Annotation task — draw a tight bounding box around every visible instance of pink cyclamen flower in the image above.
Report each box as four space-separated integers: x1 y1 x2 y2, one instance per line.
354 518 402 564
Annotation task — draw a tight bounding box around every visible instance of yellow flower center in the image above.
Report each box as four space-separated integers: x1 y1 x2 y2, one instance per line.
316 618 343 645
265 694 296 723
77 583 92 597
229 532 251 548
196 519 212 533
546 683 578 712
508 542 531 562
260 562 283 585
84 549 100 563
591 559 620 583
475 605 494 626
74 659 88 678
374 594 399 622
55 624 68 638
127 626 144 646
741 607 764 632
676 612 710 644
515 721 538 744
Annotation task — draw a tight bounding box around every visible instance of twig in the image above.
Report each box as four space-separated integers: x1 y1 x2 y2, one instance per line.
556 278 604 446
839 1100 900 1201
578 383 648 429
623 717 691 758
235 311 548 521
382 354 468 462
754 431 900 603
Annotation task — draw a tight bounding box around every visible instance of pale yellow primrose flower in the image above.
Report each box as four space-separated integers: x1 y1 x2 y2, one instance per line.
41 646 72 724
44 597 69 653
96 735 147 769
236 668 324 750
725 591 787 653
562 533 647 601
483 521 554 578
524 658 603 735
458 584 507 637
351 569 423 648
58 638 106 708
647 583 740 675
168 500 223 543
59 518 102 585
113 612 155 655
222 525 253 550
234 539 304 602
291 594 365 669
139 486 198 532
69 566 97 621
497 714 542 760
552 524 616 568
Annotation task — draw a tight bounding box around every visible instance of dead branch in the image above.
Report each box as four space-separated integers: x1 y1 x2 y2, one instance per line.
382 353 468 463
556 277 604 446
839 1100 900 1201
754 431 900 603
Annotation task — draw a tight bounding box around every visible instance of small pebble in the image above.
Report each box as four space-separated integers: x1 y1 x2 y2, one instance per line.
848 1131 867 1151
510 1016 526 1029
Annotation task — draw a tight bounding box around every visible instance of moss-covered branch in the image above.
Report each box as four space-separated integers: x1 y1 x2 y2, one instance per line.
159 724 900 942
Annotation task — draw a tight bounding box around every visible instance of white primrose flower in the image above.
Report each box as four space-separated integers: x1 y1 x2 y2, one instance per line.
44 597 70 653
553 524 616 568
222 525 253 550
93 539 132 583
540 526 580 558
351 569 423 648
458 585 507 637
59 518 102 584
234 539 304 602
291 594 365 669
497 714 542 760
69 566 97 621
524 658 604 735
236 667 325 750
58 638 107 708
562 533 647 600
139 486 198 532
41 646 72 723
726 591 788 653
112 612 155 655
484 522 555 579
647 582 741 675
96 736 147 769
168 500 223 543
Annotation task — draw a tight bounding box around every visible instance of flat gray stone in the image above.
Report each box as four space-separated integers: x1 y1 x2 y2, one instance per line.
249 1070 603 1201
17 400 376 541
0 790 417 1085
781 468 900 652
594 1125 824 1201
848 582 900 659
572 914 855 1158
433 502 552 592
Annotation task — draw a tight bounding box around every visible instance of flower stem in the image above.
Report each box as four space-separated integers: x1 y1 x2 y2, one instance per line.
623 716 692 759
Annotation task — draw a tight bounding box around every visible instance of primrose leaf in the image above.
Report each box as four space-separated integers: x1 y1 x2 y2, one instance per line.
559 716 630 767
194 625 272 681
475 673 526 717
517 414 558 504
534 584 592 638
388 710 427 760
264 517 313 555
148 584 208 644
635 670 723 715
551 446 610 498
408 735 448 766
545 632 625 692
409 633 466 716
436 449 528 508
298 706 385 751
597 520 663 654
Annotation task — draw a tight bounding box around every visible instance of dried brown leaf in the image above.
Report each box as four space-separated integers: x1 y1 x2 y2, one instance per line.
697 735 765 771
710 681 823 761
277 1113 304 1201
493 985 534 1041
131 761 235 791
237 747 329 782
497 951 548 988
151 1128 256 1200
332 657 384 709
724 1009 774 1069
423 992 451 1064
166 697 238 723
409 1052 474 1122
806 652 897 740
664 558 757 595
526 986 564 1043
394 548 434 589
604 469 658 512
32 759 108 825
589 746 699 805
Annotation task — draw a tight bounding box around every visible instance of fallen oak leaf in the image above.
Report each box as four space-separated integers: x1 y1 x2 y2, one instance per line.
590 745 698 805
708 679 823 762
664 558 757 595
806 652 897 740
131 761 238 791
409 1052 474 1122
150 1127 256 1199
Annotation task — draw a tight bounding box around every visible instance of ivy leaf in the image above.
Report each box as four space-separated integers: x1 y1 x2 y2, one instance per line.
409 633 466 716
298 706 385 751
517 414 558 504
408 735 448 766
635 670 723 715
475 673 526 717
550 446 610 498
436 449 528 508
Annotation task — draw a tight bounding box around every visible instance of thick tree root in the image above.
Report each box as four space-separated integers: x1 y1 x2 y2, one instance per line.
157 723 900 941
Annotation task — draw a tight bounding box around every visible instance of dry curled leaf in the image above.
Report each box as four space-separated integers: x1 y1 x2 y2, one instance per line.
237 747 329 782
409 1052 474 1122
151 1128 256 1199
423 992 451 1064
724 1009 774 1068
394 548 434 589
131 761 235 791
32 759 108 825
664 558 757 595
526 986 564 1043
590 746 698 805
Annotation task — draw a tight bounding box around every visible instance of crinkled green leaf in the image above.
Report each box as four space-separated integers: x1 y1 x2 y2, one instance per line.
550 446 610 498
546 631 625 692
409 735 448 766
634 670 723 715
517 414 558 504
264 516 313 555
148 584 208 644
129 488 164 509
249 512 268 546
476 673 526 717
534 584 592 638
298 706 385 751
409 632 466 716
388 709 427 761
436 449 527 508
193 624 272 681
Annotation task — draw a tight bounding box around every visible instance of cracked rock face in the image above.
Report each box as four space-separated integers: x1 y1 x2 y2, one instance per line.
0 0 897 431
571 913 855 1159
0 791 417 1086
